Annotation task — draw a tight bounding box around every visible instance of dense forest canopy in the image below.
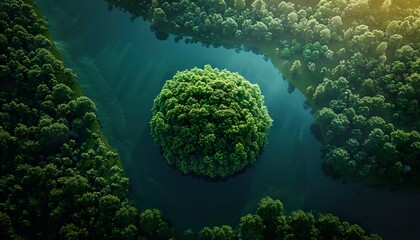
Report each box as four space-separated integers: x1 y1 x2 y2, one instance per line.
106 0 420 188
150 65 272 179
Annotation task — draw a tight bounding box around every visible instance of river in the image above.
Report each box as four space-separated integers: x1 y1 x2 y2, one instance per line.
36 0 420 239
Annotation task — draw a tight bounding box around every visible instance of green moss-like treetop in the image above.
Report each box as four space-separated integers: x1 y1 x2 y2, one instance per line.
150 65 272 179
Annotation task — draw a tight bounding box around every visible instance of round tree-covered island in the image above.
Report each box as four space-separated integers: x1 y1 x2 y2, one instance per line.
150 65 273 179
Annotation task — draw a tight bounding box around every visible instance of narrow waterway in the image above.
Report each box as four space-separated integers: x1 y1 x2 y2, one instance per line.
36 0 420 238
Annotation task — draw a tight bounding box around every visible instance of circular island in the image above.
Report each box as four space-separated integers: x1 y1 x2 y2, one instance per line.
150 65 272 179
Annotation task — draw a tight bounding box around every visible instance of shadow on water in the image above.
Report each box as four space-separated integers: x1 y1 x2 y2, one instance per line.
36 0 420 238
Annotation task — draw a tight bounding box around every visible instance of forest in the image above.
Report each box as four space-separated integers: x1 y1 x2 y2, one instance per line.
0 0 172 238
105 0 420 188
0 0 389 239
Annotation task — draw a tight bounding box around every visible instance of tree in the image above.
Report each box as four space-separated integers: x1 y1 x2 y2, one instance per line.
361 78 378 95
280 48 291 58
389 34 403 47
290 60 301 74
330 16 343 30
390 130 410 146
234 0 246 11
288 210 318 239
328 114 350 140
308 62 316 72
346 224 366 240
251 21 270 41
268 18 283 35
320 28 331 44
52 83 73 104
363 128 388 152
0 127 13 157
222 17 238 36
0 211 14 239
380 0 392 13
256 196 283 235
152 8 167 26
375 42 387 56
324 147 350 172
184 229 195 240
251 0 267 18
277 1 295 17
287 11 298 25
209 0 227 12
139 209 172 239
59 175 90 197
316 108 337 124
212 225 234 239
198 225 235 240
70 96 98 117
316 214 345 239
235 30 243 39
59 223 88 240
119 224 138 239
367 116 387 131
198 227 214 240
238 214 264 240
39 122 69 151
344 0 370 18
99 194 121 216
325 50 334 59
395 45 414 62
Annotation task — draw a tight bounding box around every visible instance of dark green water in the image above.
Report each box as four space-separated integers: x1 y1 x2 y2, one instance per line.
37 0 420 239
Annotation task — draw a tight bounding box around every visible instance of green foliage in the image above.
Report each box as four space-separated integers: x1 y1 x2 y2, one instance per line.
256 196 283 235
52 83 73 104
222 17 238 36
239 214 264 240
290 60 301 74
234 0 246 11
234 197 381 240
316 213 345 239
150 65 272 179
287 210 318 239
69 96 98 117
139 209 173 239
251 21 270 41
39 122 69 151
280 48 291 59
152 7 167 26
198 225 235 240
325 147 351 172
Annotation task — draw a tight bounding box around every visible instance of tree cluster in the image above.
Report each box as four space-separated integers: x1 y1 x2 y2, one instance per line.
0 1 173 239
186 196 381 240
150 65 272 179
106 0 420 188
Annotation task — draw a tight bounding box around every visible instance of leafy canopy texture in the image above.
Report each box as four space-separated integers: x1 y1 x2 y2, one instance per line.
150 65 272 179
